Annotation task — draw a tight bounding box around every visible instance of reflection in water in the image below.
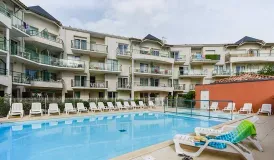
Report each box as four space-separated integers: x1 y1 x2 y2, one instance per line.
0 113 221 160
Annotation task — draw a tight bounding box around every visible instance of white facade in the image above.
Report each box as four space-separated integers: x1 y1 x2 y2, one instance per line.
1 1 274 100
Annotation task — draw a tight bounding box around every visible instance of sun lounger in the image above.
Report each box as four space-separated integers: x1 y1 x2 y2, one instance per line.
7 103 24 118
107 102 118 111
48 103 60 116
124 101 133 109
139 101 148 109
207 102 218 111
89 102 101 112
222 102 236 113
131 101 141 109
195 116 263 152
29 103 43 117
65 103 77 114
148 101 156 109
77 103 89 113
98 102 109 111
238 103 253 114
174 120 256 160
116 102 127 110
257 104 272 116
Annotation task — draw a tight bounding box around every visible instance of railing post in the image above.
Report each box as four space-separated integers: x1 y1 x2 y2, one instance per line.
165 98 167 113
231 100 233 120
190 100 193 117
175 98 177 114
208 100 211 119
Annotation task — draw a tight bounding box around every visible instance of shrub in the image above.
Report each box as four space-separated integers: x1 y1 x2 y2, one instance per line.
258 64 274 75
205 54 220 60
0 97 10 117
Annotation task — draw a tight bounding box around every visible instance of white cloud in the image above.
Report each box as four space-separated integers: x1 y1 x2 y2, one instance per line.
21 0 274 44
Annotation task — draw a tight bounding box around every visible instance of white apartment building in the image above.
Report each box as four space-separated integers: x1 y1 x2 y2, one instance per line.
1 1 274 101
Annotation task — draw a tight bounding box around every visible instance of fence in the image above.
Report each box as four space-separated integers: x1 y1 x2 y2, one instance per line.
164 99 235 120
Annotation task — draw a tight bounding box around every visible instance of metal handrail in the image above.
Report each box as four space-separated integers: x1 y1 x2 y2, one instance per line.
27 30 63 44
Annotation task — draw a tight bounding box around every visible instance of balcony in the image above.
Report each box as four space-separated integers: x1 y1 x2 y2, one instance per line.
179 70 207 78
25 30 63 51
0 5 11 28
71 40 108 57
227 51 274 63
212 70 231 78
191 54 219 64
134 68 172 78
174 55 186 64
71 80 108 90
12 71 31 86
189 84 199 91
29 77 63 89
132 49 174 64
232 68 261 75
11 15 29 37
10 45 85 71
0 68 11 87
117 83 131 91
89 62 121 74
134 82 173 92
0 37 8 55
116 48 131 59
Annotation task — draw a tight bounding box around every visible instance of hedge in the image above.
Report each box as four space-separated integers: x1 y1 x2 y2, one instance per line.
205 54 220 60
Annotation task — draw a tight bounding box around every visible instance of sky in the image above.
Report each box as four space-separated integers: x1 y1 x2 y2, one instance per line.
21 0 274 44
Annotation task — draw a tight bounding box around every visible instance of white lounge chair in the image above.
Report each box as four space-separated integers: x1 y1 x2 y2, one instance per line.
7 103 24 118
116 102 127 110
98 102 109 111
65 103 77 114
195 116 263 152
173 134 253 160
148 101 156 109
29 103 43 117
131 101 141 109
238 103 253 114
222 102 236 113
139 101 148 109
89 102 101 112
48 103 60 116
77 103 89 113
124 101 133 110
257 104 272 116
207 102 218 111
107 102 118 111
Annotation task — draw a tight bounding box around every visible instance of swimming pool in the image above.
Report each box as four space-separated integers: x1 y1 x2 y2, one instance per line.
0 112 223 160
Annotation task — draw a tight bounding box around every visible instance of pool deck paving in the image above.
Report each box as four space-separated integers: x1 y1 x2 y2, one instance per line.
0 107 272 160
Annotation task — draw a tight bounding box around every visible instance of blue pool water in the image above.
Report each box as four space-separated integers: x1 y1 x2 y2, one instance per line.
0 112 223 160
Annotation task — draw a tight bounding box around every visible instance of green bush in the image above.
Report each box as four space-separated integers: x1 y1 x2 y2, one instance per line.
258 64 274 75
205 54 220 60
0 97 10 117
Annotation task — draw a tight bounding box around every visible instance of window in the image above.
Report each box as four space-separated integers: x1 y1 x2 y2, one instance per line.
140 63 148 73
27 25 39 35
74 38 87 50
171 51 179 59
108 92 117 98
74 91 80 99
140 78 148 86
99 92 104 98
107 59 119 71
118 77 129 88
140 93 149 98
118 43 129 55
182 84 186 90
75 75 86 87
150 78 159 87
152 50 159 56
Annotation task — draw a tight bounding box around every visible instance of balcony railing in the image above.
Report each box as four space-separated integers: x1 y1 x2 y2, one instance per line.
12 15 28 33
27 75 62 83
89 62 121 72
189 84 199 90
117 83 131 89
134 68 172 75
12 71 30 84
71 80 108 88
0 5 11 18
132 49 172 58
191 54 220 61
0 68 8 76
174 84 185 90
71 40 108 53
0 37 8 51
175 55 186 62
134 82 171 87
179 70 207 76
116 48 131 56
11 44 85 69
234 68 261 75
27 30 63 44
229 52 274 57
212 70 231 76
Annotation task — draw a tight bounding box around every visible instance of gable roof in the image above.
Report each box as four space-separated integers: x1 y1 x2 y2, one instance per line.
234 36 264 45
143 34 162 42
28 6 61 26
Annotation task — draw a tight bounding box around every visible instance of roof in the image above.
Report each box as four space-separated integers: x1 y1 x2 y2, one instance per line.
143 34 162 43
234 36 264 45
12 0 28 9
28 6 61 26
213 73 274 84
